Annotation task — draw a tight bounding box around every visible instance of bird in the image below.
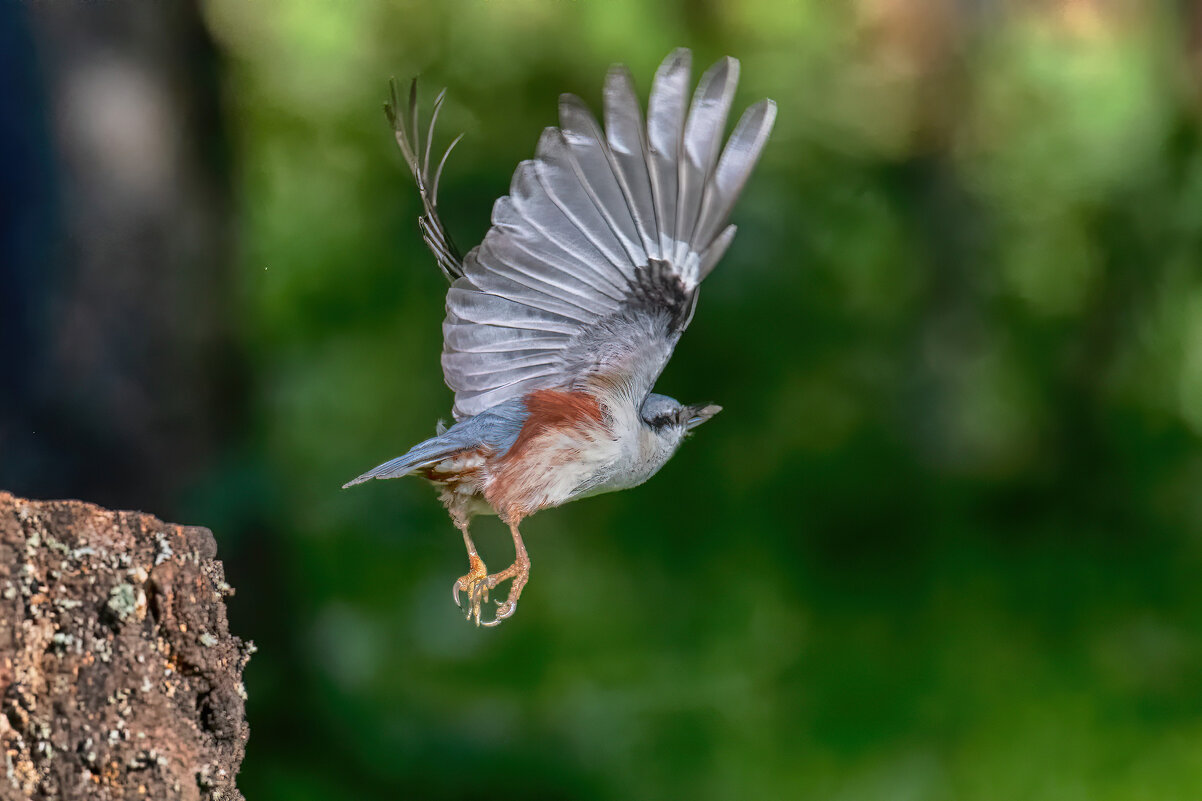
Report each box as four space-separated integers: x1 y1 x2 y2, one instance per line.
343 48 775 626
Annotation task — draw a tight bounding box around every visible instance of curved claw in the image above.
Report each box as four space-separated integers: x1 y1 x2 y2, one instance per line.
473 583 490 623
450 543 528 627
481 599 517 627
453 554 489 623
456 580 487 625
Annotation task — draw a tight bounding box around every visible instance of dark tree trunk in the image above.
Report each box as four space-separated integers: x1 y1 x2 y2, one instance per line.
0 492 249 801
0 0 242 519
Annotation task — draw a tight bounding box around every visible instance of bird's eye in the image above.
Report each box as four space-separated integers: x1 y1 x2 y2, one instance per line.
649 413 674 429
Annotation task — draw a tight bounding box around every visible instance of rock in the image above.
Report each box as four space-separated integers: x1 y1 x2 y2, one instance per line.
0 491 250 800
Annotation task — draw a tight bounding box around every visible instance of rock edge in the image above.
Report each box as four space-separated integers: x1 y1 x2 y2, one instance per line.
0 491 250 801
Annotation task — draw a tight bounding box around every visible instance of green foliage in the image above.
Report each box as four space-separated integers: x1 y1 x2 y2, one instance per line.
195 1 1202 798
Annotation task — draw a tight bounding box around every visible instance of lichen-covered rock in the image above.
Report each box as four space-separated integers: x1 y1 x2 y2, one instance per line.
0 492 250 800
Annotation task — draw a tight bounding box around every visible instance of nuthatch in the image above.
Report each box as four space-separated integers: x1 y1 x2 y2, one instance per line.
344 49 775 626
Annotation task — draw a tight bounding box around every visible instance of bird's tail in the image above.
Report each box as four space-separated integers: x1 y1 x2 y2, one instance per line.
341 435 457 488
342 399 528 489
385 78 465 282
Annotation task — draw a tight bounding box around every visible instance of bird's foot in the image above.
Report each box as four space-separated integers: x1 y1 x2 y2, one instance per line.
452 553 490 625
479 556 530 628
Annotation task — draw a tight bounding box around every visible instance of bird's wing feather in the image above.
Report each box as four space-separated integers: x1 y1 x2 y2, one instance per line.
386 80 466 281
442 48 775 420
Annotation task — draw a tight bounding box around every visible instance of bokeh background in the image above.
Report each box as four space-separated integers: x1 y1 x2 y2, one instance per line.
4 0 1202 798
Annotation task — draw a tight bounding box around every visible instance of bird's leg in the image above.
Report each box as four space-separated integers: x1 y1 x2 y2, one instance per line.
451 521 490 625
481 520 530 627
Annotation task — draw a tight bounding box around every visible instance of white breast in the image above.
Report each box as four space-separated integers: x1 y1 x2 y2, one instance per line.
482 390 686 515
565 393 683 501
532 427 625 507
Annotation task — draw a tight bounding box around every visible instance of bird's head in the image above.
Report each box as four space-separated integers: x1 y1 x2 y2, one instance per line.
639 393 722 445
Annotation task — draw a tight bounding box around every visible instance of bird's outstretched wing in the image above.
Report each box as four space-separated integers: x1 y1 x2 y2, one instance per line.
442 49 775 420
386 79 466 282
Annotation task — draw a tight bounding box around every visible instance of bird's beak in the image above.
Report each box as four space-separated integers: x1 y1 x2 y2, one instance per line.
681 403 722 430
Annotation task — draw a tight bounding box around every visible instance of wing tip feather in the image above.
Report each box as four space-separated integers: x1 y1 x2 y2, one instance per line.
437 46 776 418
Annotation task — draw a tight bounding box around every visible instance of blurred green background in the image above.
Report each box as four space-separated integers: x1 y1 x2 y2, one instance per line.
5 1 1202 799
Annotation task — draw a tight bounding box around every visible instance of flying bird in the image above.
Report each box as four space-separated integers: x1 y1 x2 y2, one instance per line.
344 49 775 626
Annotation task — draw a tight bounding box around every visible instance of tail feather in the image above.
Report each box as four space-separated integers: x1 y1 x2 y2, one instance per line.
341 398 529 489
341 452 434 488
386 78 465 282
341 435 457 488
